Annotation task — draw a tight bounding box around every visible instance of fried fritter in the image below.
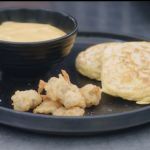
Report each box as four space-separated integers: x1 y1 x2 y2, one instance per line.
44 76 71 101
11 70 102 116
11 90 42 111
33 99 62 114
42 70 86 109
63 90 86 109
80 84 101 107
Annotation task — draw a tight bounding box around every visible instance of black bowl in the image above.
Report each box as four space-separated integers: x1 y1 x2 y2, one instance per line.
0 7 78 81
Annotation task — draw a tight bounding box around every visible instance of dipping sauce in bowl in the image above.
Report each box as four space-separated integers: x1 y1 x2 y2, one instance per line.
0 21 66 42
0 7 78 81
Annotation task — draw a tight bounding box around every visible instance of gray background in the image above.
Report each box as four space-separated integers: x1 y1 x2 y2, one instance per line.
0 1 150 150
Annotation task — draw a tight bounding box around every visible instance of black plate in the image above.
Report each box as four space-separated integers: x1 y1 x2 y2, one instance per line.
0 31 150 135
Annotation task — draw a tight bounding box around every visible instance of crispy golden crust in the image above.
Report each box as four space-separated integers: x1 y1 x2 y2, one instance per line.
80 84 101 107
11 69 102 116
101 41 150 104
52 107 85 116
33 100 62 114
11 90 42 111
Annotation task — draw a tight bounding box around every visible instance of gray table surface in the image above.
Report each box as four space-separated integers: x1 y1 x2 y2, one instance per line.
0 1 150 150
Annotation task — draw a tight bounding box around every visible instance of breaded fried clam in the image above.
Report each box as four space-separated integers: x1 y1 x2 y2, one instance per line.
44 76 71 101
11 69 102 116
43 70 86 109
33 99 62 114
80 84 101 107
11 90 42 112
43 70 72 101
64 90 86 109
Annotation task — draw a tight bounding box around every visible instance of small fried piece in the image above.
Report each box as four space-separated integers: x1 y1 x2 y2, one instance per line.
52 107 85 116
45 76 71 101
11 90 42 112
80 84 101 107
33 99 62 114
63 90 86 109
44 70 76 102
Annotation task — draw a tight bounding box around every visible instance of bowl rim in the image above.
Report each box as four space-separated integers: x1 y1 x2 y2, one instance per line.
0 7 78 45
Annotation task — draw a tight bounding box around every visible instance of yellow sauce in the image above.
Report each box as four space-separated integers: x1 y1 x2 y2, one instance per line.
0 21 66 42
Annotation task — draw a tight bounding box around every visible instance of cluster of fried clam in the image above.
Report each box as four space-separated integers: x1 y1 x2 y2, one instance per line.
11 70 102 116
